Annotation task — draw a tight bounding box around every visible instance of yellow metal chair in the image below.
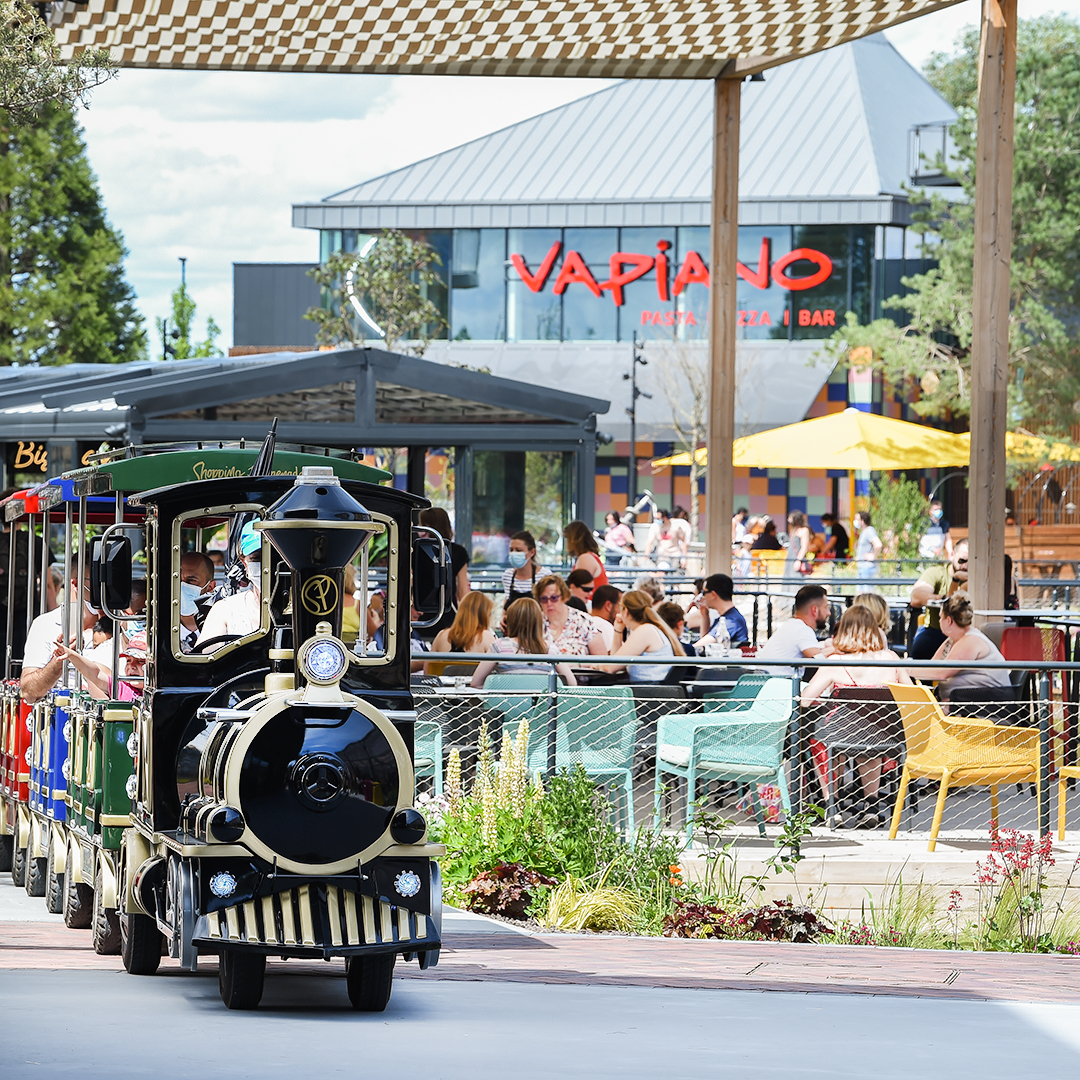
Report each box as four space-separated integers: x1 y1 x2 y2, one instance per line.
887 683 1041 851
749 549 787 577
1059 765 1080 839
424 660 478 678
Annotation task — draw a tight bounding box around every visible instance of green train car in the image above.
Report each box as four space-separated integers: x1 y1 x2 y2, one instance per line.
1 443 448 1010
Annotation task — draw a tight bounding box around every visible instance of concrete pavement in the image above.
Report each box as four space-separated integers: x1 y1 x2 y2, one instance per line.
3 874 1079 1079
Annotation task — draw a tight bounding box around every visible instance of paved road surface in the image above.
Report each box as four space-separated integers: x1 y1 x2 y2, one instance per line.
2 876 1078 1079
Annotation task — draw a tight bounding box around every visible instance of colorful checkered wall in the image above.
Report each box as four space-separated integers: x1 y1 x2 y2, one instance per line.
593 364 925 532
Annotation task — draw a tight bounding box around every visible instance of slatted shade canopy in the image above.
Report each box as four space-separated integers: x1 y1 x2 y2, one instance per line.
50 0 963 78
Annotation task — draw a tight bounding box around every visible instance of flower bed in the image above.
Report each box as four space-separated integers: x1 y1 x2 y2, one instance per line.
425 722 1080 953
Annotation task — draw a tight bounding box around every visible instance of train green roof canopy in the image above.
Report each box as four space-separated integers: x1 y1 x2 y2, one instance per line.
86 449 391 493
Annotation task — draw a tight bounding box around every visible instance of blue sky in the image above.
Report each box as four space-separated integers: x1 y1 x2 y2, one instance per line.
76 1 1080 352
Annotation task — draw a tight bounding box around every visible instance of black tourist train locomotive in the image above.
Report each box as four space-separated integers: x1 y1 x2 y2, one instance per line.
0 443 447 1010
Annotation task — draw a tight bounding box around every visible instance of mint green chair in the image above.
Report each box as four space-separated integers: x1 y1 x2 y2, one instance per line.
702 671 771 703
555 686 638 833
655 678 793 838
413 718 444 794
499 685 638 833
480 672 552 744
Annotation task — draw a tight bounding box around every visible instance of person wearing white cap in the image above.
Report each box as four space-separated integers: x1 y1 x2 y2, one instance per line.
198 522 263 645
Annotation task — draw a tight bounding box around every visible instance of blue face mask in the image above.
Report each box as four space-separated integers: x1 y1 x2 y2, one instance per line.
508 551 529 569
823 526 832 536
180 582 202 616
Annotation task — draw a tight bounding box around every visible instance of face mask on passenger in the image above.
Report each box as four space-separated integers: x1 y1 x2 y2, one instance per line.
508 551 528 568
180 581 202 616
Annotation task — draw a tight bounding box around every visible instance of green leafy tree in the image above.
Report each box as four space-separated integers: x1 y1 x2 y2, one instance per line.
869 474 931 562
0 102 145 364
820 16 1080 438
155 283 222 359
305 229 447 355
0 0 115 123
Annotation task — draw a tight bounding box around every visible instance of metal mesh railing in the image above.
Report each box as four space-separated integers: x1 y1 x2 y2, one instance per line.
410 655 1080 843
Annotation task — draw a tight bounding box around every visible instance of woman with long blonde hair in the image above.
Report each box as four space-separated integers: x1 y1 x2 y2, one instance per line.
601 588 685 683
470 598 576 688
428 590 495 666
802 605 911 828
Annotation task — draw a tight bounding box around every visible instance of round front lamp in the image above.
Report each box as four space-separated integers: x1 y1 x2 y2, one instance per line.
298 637 348 685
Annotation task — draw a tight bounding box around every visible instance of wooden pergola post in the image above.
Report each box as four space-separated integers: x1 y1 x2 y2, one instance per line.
968 0 1017 613
705 76 740 574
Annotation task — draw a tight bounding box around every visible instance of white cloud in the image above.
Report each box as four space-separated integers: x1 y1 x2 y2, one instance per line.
80 73 617 348
78 3 1080 350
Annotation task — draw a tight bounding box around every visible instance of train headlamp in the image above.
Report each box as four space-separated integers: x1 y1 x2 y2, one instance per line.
299 637 348 685
390 808 426 845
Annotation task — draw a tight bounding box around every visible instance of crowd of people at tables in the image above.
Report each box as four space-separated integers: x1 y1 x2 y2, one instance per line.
393 508 1015 831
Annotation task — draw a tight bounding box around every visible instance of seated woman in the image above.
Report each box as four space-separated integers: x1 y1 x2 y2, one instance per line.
427 591 496 673
340 562 361 642
600 589 686 684
470 598 575 688
920 591 1013 712
850 591 891 648
534 574 607 657
750 519 783 550
801 606 911 828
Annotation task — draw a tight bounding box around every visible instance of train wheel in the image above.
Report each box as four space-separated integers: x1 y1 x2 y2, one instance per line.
92 860 121 955
45 832 64 915
25 843 47 898
345 953 396 1012
11 843 27 887
64 842 93 929
121 910 163 975
218 949 265 1010
0 834 12 873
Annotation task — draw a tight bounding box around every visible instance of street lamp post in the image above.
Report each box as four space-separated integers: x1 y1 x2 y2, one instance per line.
624 336 651 509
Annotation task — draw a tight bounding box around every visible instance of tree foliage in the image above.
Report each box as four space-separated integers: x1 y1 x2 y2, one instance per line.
0 102 145 364
305 229 447 354
0 0 115 123
155 283 222 360
869 474 930 562
820 16 1080 438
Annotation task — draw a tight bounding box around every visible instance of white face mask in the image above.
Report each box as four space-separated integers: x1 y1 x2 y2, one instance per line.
180 581 203 616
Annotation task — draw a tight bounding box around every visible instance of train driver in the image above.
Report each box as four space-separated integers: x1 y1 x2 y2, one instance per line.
197 523 262 644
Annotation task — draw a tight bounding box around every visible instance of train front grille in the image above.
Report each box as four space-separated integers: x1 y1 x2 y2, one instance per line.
202 886 427 949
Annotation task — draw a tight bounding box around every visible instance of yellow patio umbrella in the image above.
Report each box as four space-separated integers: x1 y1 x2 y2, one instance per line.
651 408 971 472
954 431 1080 465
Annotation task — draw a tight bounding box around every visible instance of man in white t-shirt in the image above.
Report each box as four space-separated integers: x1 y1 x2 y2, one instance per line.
588 584 622 653
755 584 830 679
20 571 103 704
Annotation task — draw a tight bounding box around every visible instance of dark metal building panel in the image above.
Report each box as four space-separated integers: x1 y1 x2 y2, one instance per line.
232 264 321 348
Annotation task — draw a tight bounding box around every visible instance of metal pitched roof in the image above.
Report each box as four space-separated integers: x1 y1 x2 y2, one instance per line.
0 348 609 440
296 35 955 231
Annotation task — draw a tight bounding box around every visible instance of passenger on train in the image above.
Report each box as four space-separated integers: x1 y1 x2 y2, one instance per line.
20 568 103 704
198 524 262 643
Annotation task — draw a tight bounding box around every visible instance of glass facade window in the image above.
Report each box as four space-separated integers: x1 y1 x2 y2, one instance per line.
561 228 618 341
450 229 505 341
319 222 926 344
507 228 562 342
736 225 792 341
